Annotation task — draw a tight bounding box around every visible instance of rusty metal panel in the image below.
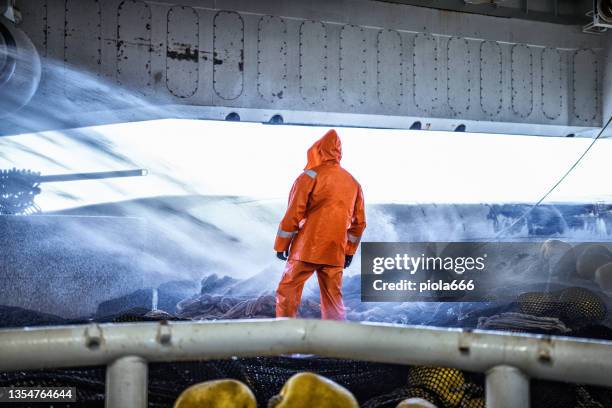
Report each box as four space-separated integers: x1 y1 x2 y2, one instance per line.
510 44 533 118
64 0 101 74
339 25 367 108
413 33 437 114
19 0 48 56
573 49 599 123
257 16 287 103
480 40 503 117
299 21 327 105
541 47 563 120
116 0 151 90
165 6 199 98
213 11 244 100
376 29 403 107
446 37 471 116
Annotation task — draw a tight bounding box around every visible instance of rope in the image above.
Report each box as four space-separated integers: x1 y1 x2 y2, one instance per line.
495 115 612 238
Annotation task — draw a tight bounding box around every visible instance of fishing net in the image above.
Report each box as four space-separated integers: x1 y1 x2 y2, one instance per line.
362 367 484 408
1 285 612 407
4 359 612 408
516 286 607 330
0 357 409 408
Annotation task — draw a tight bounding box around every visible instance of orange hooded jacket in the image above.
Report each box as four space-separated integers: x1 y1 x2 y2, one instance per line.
274 129 366 266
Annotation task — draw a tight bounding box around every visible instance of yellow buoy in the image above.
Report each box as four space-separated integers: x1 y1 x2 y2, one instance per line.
173 379 257 408
268 372 359 408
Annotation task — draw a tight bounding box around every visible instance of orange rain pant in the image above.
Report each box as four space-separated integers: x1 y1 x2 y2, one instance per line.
276 259 345 321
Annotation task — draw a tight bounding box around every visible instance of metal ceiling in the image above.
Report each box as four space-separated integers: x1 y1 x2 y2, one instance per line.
374 0 593 25
1 0 609 136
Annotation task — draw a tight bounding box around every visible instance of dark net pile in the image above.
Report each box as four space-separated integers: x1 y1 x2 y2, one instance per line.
3 359 612 408
517 287 608 329
2 286 612 407
0 357 410 408
362 366 485 408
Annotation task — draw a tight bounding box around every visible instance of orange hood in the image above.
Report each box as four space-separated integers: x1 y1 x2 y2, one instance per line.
304 129 342 170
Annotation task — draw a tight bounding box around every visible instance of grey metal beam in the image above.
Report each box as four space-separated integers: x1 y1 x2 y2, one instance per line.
1 320 612 388
105 356 148 408
486 365 530 408
5 104 601 138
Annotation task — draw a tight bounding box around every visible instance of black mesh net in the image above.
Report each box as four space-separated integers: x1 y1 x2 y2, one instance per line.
516 286 607 330
362 367 484 408
557 287 608 327
1 285 612 407
530 380 612 408
517 292 560 318
3 359 608 408
0 358 409 408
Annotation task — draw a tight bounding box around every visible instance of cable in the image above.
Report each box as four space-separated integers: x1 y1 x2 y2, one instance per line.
495 115 612 238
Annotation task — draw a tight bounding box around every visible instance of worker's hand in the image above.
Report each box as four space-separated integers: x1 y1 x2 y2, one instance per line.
276 251 289 261
344 255 353 268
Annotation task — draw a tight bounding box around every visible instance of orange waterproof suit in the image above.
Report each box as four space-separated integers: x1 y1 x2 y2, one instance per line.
274 129 366 320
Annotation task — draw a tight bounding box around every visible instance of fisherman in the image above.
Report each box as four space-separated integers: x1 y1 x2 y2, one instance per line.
274 129 366 320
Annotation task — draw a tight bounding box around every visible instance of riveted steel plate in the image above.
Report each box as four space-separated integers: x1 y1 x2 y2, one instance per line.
299 21 327 105
339 25 367 107
376 29 403 107
11 0 608 135
447 37 471 116
480 40 503 117
541 48 563 120
213 11 244 100
166 6 199 98
64 0 101 74
19 0 48 56
573 49 599 123
511 44 533 118
413 33 437 113
116 0 152 90
257 15 287 103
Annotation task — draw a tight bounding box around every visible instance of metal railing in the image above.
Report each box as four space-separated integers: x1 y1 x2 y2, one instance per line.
2 319 612 408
